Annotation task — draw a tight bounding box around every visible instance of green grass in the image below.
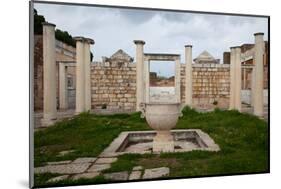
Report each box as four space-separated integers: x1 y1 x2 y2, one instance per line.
34 107 268 187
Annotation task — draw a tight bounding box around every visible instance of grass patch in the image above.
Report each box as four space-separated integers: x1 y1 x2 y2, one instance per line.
34 107 268 187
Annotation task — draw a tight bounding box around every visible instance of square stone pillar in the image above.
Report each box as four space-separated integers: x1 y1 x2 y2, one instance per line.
74 37 94 114
74 37 85 114
229 47 236 110
145 60 150 103
84 38 95 111
185 45 193 107
234 47 241 111
134 40 145 111
253 33 265 116
251 67 255 106
175 57 181 103
59 63 68 110
41 22 57 126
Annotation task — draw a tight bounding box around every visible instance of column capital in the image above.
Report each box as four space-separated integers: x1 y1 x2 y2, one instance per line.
230 46 241 49
134 40 145 45
73 36 85 42
85 38 95 45
74 36 95 44
42 22 56 27
185 45 192 48
254 32 264 36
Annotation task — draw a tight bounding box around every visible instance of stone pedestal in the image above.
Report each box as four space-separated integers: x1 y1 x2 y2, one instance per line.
153 131 174 152
253 33 264 117
185 45 193 107
41 22 57 126
134 40 145 111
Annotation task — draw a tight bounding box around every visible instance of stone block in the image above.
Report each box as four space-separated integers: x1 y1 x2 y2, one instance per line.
47 160 72 165
104 171 129 181
87 164 111 172
72 157 97 164
132 166 143 171
142 167 170 179
129 171 142 180
95 157 118 164
72 172 100 180
34 163 91 174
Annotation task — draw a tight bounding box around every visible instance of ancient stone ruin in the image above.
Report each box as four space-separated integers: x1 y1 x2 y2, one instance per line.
34 22 268 127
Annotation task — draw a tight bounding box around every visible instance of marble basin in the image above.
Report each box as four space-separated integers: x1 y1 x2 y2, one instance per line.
144 103 181 152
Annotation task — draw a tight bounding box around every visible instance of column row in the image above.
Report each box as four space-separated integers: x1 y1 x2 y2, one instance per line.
40 22 94 127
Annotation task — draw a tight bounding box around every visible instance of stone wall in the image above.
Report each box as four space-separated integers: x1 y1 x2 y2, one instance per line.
34 35 44 111
34 35 76 111
91 61 137 111
181 63 230 109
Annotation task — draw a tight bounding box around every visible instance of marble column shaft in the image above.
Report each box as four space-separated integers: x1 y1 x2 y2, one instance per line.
253 33 265 116
134 40 145 111
41 22 57 126
185 45 193 107
234 47 241 111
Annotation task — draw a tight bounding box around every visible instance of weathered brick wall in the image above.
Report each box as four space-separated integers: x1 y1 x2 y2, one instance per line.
91 61 136 111
34 35 76 111
181 63 230 109
34 35 44 111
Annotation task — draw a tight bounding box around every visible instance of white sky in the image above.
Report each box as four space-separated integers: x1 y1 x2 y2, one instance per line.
34 3 268 77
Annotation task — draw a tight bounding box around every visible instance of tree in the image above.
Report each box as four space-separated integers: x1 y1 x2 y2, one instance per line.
34 9 45 34
34 9 93 60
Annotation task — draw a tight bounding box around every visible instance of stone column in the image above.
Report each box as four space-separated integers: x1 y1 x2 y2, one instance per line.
74 37 86 114
59 63 68 110
145 60 150 103
84 38 95 111
175 57 181 103
234 47 241 111
229 47 236 110
41 22 57 126
251 67 255 106
134 40 145 111
253 33 265 116
185 45 193 106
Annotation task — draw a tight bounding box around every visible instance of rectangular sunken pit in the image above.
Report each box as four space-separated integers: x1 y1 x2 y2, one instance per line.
100 129 220 157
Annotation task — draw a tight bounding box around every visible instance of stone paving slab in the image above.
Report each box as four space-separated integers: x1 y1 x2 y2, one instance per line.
142 167 170 179
104 171 129 181
129 171 142 180
47 175 69 182
72 157 97 164
132 166 143 171
47 175 69 183
87 164 111 172
95 157 118 164
72 172 100 180
34 163 91 174
47 160 72 165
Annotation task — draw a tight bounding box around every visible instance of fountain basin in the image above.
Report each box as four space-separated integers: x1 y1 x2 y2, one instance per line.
144 103 181 152
99 130 220 157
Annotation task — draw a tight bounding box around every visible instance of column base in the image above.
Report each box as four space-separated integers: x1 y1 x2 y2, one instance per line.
152 131 174 152
40 117 57 127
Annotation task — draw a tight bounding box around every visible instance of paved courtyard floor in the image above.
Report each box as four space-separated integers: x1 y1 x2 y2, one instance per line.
35 155 170 183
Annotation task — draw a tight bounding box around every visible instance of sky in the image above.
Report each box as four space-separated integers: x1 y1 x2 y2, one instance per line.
34 3 268 77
